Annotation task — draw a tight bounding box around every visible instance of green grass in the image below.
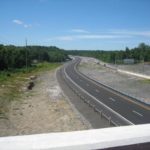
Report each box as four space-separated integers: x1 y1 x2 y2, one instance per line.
0 62 61 115
141 79 150 84
33 62 61 72
0 62 61 82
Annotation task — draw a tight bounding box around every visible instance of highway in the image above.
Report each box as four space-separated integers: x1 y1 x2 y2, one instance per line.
63 57 150 125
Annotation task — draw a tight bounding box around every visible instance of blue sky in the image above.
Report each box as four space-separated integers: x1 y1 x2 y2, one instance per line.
0 0 150 50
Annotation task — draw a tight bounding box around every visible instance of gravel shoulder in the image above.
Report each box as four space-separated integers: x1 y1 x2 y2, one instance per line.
78 57 150 104
0 68 89 137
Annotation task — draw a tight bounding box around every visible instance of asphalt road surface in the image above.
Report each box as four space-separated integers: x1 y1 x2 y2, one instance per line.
63 57 150 125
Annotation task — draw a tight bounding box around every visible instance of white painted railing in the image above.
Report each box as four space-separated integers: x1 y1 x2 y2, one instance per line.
0 124 150 150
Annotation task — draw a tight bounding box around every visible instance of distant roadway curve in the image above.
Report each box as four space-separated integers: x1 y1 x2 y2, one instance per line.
62 57 150 125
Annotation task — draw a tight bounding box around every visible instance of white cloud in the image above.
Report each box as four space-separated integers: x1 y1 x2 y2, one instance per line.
13 19 23 25
71 29 90 33
13 19 32 28
24 24 32 28
50 34 130 42
76 35 124 39
110 30 150 37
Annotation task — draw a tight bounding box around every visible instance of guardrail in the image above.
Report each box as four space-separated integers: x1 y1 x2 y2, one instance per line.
62 66 112 126
62 69 116 126
62 63 133 126
0 124 150 149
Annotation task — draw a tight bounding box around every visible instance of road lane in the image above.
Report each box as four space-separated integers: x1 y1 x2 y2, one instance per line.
64 58 150 125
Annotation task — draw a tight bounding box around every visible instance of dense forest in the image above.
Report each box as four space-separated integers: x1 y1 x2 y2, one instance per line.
0 45 68 71
1 43 150 71
67 43 150 64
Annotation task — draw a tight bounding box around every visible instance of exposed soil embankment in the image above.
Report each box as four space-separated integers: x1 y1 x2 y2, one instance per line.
0 68 89 137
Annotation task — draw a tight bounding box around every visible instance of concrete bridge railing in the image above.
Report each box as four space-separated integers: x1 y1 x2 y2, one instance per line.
0 124 150 150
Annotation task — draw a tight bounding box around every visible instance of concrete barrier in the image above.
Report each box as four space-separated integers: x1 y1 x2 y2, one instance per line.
0 124 150 150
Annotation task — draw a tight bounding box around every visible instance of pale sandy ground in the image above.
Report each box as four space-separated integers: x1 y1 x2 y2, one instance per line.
78 57 150 104
116 64 150 75
0 69 90 137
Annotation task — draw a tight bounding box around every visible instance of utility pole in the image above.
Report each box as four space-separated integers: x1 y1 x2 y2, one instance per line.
143 58 145 73
25 38 28 71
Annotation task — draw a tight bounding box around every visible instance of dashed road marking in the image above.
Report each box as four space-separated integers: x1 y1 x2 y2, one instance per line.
64 65 134 125
109 97 116 102
132 110 143 117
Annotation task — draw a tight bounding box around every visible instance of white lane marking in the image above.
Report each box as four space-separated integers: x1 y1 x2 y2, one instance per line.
86 83 89 86
132 110 143 117
95 89 99 93
74 62 150 111
64 65 134 125
109 97 116 102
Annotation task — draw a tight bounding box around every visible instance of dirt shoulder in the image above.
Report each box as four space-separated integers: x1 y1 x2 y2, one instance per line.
0 68 89 137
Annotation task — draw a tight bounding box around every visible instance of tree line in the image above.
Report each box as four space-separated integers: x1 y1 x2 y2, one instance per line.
0 45 68 70
1 42 150 71
67 43 150 64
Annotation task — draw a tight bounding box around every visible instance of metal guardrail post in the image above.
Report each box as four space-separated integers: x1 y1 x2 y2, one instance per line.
98 110 102 118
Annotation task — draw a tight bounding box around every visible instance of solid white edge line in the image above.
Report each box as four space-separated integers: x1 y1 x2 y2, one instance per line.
64 63 134 125
56 67 93 129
